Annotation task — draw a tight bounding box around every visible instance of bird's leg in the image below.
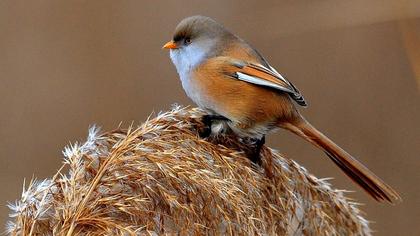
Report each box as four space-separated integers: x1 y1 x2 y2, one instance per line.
199 114 229 138
249 136 265 165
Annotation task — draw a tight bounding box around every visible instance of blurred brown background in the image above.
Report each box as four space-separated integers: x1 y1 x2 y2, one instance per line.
1 1 419 235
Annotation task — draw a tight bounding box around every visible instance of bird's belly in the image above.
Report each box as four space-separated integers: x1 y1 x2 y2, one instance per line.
180 74 214 111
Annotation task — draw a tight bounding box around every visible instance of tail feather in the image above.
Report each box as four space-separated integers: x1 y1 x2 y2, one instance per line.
282 120 401 203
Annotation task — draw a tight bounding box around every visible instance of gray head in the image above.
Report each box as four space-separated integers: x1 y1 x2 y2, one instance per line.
163 16 235 75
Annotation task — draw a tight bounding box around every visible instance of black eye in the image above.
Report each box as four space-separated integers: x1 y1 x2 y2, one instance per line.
184 38 192 45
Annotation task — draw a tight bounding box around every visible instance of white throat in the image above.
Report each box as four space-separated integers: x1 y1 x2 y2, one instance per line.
169 40 212 77
168 39 215 109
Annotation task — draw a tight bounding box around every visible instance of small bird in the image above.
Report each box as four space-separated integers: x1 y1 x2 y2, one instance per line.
163 15 401 203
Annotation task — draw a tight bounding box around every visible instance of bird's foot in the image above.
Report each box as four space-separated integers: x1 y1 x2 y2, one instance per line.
247 136 265 165
199 114 229 138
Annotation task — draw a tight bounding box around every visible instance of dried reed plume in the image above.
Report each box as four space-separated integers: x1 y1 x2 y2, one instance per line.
7 106 371 235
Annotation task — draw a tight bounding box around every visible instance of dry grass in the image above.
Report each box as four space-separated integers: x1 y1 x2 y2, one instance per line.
7 105 371 235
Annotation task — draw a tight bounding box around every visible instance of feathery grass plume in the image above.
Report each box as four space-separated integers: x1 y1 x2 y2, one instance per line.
7 105 371 235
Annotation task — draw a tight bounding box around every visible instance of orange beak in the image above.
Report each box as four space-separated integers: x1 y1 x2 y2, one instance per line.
162 40 178 49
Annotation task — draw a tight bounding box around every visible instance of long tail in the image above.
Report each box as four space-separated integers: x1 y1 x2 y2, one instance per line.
281 119 401 203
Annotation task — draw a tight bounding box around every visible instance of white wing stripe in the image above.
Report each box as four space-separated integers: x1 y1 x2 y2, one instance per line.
268 65 291 85
236 72 293 93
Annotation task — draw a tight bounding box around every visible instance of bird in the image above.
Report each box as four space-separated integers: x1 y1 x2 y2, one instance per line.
162 15 401 203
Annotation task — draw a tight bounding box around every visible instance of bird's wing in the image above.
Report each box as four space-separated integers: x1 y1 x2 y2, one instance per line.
222 57 307 106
